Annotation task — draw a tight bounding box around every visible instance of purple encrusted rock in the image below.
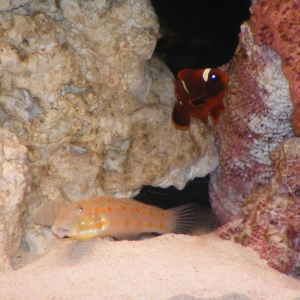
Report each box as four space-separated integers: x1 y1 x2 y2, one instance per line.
217 138 300 275
209 22 294 223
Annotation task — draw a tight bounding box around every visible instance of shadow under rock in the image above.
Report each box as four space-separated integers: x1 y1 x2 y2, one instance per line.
168 292 252 300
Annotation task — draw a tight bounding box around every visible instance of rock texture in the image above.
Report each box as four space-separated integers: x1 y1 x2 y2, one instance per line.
0 0 219 256
209 1 300 274
147 56 176 107
217 138 300 275
251 0 300 136
209 22 294 223
0 128 27 272
0 0 32 12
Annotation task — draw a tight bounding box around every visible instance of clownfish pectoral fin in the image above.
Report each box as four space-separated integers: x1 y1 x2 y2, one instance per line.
209 102 225 124
197 111 209 124
209 108 221 124
172 101 191 129
190 107 209 124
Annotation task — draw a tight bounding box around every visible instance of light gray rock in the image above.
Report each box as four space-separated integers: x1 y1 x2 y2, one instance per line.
147 56 177 106
0 0 219 254
0 128 27 272
0 0 33 12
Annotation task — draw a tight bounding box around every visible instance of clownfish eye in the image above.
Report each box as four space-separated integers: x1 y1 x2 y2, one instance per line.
210 73 218 81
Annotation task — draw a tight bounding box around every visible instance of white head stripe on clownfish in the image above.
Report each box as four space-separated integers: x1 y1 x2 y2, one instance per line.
202 68 211 82
181 80 190 94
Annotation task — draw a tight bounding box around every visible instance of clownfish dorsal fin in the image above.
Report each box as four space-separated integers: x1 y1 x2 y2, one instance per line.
181 80 190 94
202 68 211 82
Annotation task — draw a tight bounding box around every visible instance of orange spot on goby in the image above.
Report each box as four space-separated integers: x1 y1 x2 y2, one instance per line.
95 221 103 229
134 207 140 213
121 205 127 211
101 208 107 213
107 206 112 212
149 210 154 216
94 207 100 213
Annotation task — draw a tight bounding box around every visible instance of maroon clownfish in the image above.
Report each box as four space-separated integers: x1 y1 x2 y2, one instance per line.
172 68 228 129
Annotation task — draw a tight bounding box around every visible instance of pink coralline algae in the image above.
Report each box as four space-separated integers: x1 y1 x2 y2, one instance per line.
251 0 300 136
217 138 300 275
208 1 300 275
209 23 294 223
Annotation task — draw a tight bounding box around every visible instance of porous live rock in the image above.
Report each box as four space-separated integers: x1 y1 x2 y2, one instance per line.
102 105 218 194
0 0 218 254
251 0 300 136
209 22 294 223
217 138 300 275
147 56 176 106
0 128 28 272
0 0 33 12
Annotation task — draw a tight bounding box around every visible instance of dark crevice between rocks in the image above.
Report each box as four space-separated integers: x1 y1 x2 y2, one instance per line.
134 0 251 232
134 176 221 234
151 0 251 75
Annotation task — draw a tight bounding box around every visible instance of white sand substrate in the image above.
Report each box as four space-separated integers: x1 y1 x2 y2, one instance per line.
0 233 299 300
